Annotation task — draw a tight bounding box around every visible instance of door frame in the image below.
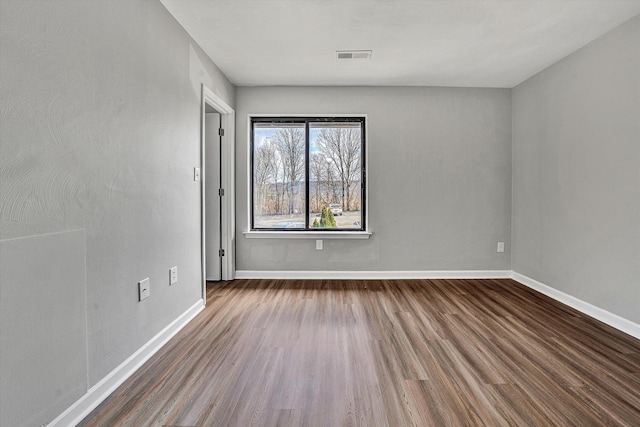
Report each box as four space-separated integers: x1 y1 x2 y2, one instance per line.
201 84 235 302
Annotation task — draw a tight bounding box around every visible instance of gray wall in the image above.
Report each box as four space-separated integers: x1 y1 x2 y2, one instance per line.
512 15 640 323
236 87 512 272
0 0 234 425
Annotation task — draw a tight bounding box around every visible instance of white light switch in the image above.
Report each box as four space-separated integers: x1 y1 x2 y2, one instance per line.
316 239 323 250
138 278 150 301
194 167 200 182
497 242 505 253
170 266 178 285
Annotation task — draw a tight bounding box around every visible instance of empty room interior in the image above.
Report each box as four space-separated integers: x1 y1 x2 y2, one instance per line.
1 0 640 426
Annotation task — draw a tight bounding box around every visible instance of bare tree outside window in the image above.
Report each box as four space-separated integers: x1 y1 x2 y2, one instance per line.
253 140 276 216
309 153 328 213
271 127 305 215
312 124 361 212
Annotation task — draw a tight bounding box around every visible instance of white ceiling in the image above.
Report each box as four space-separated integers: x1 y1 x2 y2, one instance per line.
160 0 640 88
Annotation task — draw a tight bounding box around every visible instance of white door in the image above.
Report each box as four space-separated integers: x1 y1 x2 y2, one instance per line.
205 112 221 281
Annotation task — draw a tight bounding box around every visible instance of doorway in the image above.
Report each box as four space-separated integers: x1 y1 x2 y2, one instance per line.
201 85 235 303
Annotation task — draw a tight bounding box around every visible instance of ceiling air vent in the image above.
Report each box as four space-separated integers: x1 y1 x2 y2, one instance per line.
336 50 372 60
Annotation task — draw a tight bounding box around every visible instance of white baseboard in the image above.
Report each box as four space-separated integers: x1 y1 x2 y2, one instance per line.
234 270 512 280
510 271 640 340
48 299 205 427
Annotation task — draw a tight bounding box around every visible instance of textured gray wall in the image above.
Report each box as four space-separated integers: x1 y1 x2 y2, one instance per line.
236 86 512 272
0 0 234 424
512 15 640 323
1 231 87 427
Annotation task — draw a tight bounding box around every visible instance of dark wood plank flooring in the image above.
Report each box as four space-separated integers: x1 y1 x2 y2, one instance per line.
79 279 640 426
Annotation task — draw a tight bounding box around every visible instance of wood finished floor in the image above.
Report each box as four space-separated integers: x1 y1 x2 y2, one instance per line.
79 279 640 427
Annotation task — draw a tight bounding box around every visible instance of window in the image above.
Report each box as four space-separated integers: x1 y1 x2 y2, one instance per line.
251 117 366 231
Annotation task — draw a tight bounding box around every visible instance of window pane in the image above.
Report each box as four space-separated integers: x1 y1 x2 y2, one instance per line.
309 122 363 230
253 123 306 229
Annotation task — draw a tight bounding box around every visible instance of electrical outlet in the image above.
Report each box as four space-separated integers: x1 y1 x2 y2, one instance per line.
316 239 323 250
138 278 150 301
497 242 505 253
194 167 200 182
170 266 178 285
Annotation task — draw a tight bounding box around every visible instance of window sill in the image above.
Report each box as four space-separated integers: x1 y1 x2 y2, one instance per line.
243 231 372 240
